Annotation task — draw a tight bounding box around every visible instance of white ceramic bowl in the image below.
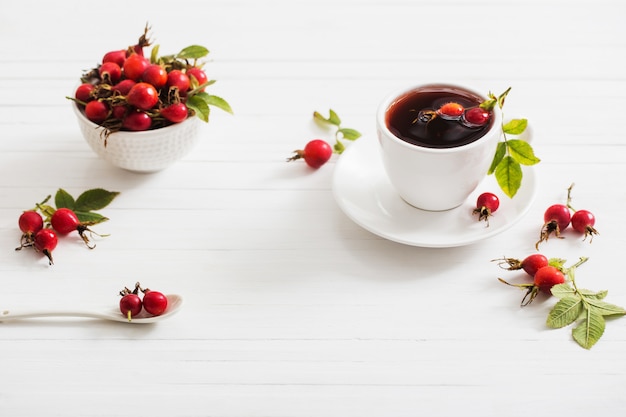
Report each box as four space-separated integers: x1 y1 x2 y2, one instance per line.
73 103 201 173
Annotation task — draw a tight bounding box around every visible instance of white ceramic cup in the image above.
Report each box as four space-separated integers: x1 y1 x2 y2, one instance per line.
376 84 502 211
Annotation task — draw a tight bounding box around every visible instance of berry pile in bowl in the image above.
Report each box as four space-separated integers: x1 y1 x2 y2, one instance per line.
70 26 232 172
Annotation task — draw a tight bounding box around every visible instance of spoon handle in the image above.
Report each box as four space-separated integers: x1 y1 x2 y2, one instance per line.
0 308 113 322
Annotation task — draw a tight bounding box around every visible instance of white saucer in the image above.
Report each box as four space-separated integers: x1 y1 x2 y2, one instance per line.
332 137 537 247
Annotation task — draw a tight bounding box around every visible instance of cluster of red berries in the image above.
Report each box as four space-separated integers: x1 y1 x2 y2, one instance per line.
496 254 565 305
536 183 598 248
16 208 101 265
119 282 168 321
421 101 491 128
72 26 211 133
496 185 600 304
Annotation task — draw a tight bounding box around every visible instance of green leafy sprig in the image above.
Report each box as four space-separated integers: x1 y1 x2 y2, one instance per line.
547 257 625 349
482 88 540 198
499 256 625 349
313 109 362 154
36 188 120 225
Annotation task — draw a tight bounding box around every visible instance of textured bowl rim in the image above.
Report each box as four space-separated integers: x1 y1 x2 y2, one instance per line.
72 102 199 136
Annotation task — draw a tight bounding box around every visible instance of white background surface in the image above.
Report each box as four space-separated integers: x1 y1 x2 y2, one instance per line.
1 1 625 415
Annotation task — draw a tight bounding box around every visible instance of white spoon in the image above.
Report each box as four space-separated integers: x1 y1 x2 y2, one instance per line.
0 294 183 324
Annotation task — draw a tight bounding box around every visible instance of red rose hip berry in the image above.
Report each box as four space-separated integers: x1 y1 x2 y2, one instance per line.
287 139 333 169
119 293 143 321
75 83 95 103
571 209 599 241
473 192 500 224
50 207 97 248
494 253 549 277
126 82 159 110
142 64 168 88
533 265 566 293
84 100 109 124
16 210 44 250
437 102 464 120
33 228 58 265
123 54 150 81
123 110 152 131
99 62 122 84
462 107 490 127
160 103 189 123
536 203 571 248
142 290 168 316
167 70 191 93
102 49 127 67
187 67 208 90
113 79 136 95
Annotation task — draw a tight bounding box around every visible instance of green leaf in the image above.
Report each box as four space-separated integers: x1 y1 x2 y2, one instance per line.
338 128 361 141
506 140 541 166
37 204 56 219
55 188 75 210
572 308 605 349
487 142 506 175
328 109 341 126
313 111 326 124
585 298 626 316
479 98 497 111
176 45 209 60
314 109 341 126
75 211 109 225
548 258 567 269
150 44 160 64
550 283 576 299
578 289 608 300
502 118 528 135
334 139 345 154
203 94 233 114
74 188 120 212
494 156 523 198
547 296 584 328
497 87 511 109
187 95 211 122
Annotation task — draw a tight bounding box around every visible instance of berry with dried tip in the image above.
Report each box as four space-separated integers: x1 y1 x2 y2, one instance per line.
536 203 571 249
498 263 566 306
16 210 44 250
493 253 549 277
533 265 566 293
287 139 333 169
50 207 103 249
571 209 599 242
33 228 58 265
473 192 500 224
119 284 143 322
99 62 122 84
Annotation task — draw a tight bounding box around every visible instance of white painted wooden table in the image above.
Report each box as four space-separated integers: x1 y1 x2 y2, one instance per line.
1 1 625 415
